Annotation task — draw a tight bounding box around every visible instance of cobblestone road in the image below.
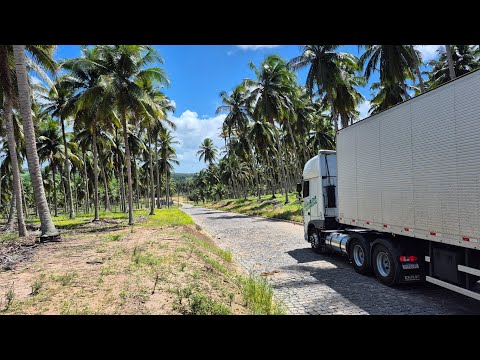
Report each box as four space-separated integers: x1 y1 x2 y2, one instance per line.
181 204 480 315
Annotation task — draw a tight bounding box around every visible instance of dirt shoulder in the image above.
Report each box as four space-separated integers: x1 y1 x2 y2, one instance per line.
0 219 250 314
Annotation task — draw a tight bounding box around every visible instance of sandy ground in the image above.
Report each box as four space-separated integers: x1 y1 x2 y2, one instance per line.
0 221 248 315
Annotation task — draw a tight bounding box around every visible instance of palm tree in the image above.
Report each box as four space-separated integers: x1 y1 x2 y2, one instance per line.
0 46 27 236
445 45 456 80
40 78 76 219
12 45 58 239
288 45 358 134
244 55 295 203
197 138 218 164
92 45 168 225
160 129 179 208
425 45 479 89
136 76 173 215
37 118 78 217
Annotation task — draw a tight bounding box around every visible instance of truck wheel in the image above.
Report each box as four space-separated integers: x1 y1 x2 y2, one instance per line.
309 228 324 254
349 238 372 274
372 244 399 286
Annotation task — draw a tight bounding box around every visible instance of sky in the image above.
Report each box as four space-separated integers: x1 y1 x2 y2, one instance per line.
54 45 443 173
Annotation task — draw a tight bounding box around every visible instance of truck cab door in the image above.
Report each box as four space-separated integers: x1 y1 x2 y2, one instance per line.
302 180 312 235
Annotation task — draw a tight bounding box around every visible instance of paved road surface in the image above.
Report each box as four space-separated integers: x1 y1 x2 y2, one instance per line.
181 204 480 315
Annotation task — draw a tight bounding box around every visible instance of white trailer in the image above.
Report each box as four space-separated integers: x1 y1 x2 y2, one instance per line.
300 69 480 300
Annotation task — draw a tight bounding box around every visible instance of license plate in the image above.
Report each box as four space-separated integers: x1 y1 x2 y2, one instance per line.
402 263 419 270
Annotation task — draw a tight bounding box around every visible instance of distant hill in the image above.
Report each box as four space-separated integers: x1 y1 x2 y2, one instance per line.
171 173 194 181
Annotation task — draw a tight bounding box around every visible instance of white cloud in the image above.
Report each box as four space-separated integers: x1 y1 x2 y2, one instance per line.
168 110 226 173
236 45 280 51
357 100 371 121
169 99 176 109
415 45 443 62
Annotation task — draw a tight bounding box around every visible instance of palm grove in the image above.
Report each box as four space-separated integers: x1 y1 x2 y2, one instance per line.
0 45 179 239
189 45 480 204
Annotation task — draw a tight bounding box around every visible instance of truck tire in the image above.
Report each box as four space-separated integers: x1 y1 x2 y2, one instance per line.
372 244 399 286
309 228 324 254
349 238 372 275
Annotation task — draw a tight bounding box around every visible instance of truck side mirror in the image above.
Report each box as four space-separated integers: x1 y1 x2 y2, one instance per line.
296 183 302 194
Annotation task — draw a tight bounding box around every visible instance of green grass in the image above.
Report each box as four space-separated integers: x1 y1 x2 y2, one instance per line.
104 233 124 242
142 208 194 227
28 209 146 228
242 274 286 315
51 272 77 286
202 193 303 223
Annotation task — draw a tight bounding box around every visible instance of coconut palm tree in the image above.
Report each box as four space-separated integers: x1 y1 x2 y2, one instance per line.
359 45 418 100
0 46 27 236
288 45 358 133
89 45 168 225
197 138 218 164
445 45 456 80
40 78 76 219
159 129 179 208
37 118 79 217
12 45 58 239
244 55 295 203
425 45 479 89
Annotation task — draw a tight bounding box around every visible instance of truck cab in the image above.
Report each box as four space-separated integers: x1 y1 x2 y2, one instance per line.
300 150 338 240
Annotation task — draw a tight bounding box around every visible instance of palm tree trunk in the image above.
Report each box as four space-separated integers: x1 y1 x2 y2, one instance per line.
61 175 67 215
6 195 16 231
274 129 289 203
155 138 161 208
12 45 58 238
148 131 155 215
82 151 90 214
52 164 58 217
1 47 27 236
101 165 110 212
60 117 74 219
414 63 426 93
133 153 140 210
284 119 302 182
165 166 170 208
121 112 134 225
246 138 261 201
20 175 28 219
328 95 338 140
92 128 100 221
445 45 456 80
114 128 126 212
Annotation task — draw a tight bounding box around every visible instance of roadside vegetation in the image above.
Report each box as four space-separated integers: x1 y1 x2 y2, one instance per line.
202 193 302 223
0 209 283 315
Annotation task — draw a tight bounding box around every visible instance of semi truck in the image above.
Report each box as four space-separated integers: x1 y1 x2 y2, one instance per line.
299 69 480 300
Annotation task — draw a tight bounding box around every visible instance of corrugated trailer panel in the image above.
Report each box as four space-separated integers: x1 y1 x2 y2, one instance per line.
411 81 458 237
337 124 357 221
379 105 414 228
355 116 382 223
455 73 480 239
337 70 480 250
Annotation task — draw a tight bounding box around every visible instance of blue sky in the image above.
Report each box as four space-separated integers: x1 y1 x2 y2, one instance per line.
54 45 443 173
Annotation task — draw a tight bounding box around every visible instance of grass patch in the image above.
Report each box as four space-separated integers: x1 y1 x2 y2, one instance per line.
51 272 77 286
0 233 18 244
202 193 303 223
142 208 194 227
242 274 286 315
184 233 233 262
104 233 124 242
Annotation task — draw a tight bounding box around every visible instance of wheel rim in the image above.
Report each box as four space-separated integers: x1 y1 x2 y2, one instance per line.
353 244 365 267
310 232 319 248
376 252 391 277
